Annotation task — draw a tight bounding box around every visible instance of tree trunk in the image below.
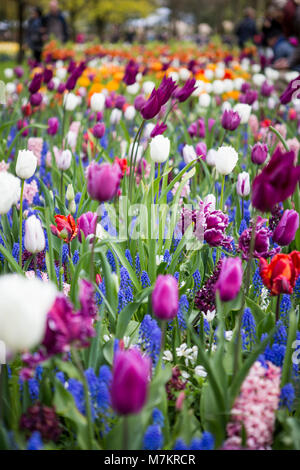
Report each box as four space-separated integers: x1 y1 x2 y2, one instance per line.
17 0 24 63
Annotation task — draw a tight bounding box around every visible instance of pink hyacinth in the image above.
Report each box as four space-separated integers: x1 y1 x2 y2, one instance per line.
0 160 10 172
27 137 43 166
23 180 38 205
223 361 281 450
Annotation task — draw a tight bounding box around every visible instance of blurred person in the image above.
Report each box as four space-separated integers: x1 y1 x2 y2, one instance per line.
267 27 295 62
44 0 68 43
235 7 257 48
26 6 44 63
261 6 283 46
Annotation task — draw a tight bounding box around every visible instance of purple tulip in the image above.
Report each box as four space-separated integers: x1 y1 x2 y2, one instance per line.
123 59 139 85
110 348 151 415
57 83 66 94
30 92 42 106
141 89 161 120
273 209 299 246
239 89 258 105
150 121 167 138
280 74 300 104
67 60 76 74
28 73 43 94
47 79 55 91
251 143 268 165
78 212 98 243
215 257 243 302
43 68 53 84
105 96 113 109
173 78 197 102
65 73 78 91
221 109 241 131
47 117 59 136
87 161 122 202
17 119 29 137
96 111 103 121
238 216 279 260
261 80 274 97
241 82 251 93
252 147 300 212
92 122 106 138
208 118 216 132
134 94 146 111
196 141 207 159
115 95 126 110
152 274 179 320
188 118 206 138
156 75 177 106
14 66 24 78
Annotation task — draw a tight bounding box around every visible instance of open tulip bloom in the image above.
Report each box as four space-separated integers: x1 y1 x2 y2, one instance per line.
0 40 300 452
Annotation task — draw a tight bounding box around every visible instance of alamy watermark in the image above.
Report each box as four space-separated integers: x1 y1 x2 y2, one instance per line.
0 340 6 365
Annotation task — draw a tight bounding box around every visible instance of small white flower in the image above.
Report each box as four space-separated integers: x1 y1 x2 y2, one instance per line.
202 310 216 322
163 350 173 362
195 365 207 377
225 330 233 341
181 370 190 380
103 334 111 343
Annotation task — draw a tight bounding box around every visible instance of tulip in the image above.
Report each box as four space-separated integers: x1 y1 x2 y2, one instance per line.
280 74 300 104
43 68 53 83
150 121 167 138
90 92 105 112
206 149 218 166
188 118 206 138
236 172 250 197
0 172 20 215
251 143 268 165
14 66 24 78
260 252 300 296
239 89 258 105
221 109 241 131
57 82 66 94
273 210 299 246
182 144 197 164
261 80 274 97
252 147 300 212
110 348 151 415
152 274 179 320
16 150 37 180
150 135 170 163
87 161 122 202
196 142 207 159
28 73 42 94
24 214 45 254
124 105 136 121
215 257 243 302
55 149 72 171
92 122 105 139
50 214 78 243
115 95 126 110
233 103 252 124
78 212 98 243
64 92 79 111
66 184 75 201
156 75 177 106
134 94 146 111
47 117 59 136
0 274 56 353
214 146 238 175
173 78 197 102
30 92 42 106
141 88 161 120
123 59 139 85
110 108 122 125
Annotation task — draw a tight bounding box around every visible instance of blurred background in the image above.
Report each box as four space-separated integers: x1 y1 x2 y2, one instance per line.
0 0 299 71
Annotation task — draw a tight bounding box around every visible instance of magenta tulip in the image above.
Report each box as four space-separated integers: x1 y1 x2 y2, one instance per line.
87 161 122 202
77 211 98 243
215 257 243 302
273 209 299 246
110 348 151 415
152 274 179 320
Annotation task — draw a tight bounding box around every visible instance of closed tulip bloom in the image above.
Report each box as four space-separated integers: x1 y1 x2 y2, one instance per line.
152 274 179 320
124 105 136 120
273 210 299 246
196 142 207 159
78 211 98 243
24 215 45 254
260 252 300 295
87 161 122 202
30 92 42 106
215 257 243 301
47 117 59 136
252 147 300 212
221 109 241 131
92 122 105 138
28 73 42 94
150 135 170 163
111 348 151 415
215 146 238 175
233 103 252 124
0 172 20 214
183 144 197 164
0 274 57 353
63 92 79 111
16 150 37 179
110 108 122 125
251 143 268 165
141 88 161 120
236 172 250 197
90 92 105 112
56 149 72 171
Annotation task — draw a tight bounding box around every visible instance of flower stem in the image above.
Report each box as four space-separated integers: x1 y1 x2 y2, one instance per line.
19 179 25 268
219 174 225 211
60 170 64 202
123 416 129 450
90 213 99 282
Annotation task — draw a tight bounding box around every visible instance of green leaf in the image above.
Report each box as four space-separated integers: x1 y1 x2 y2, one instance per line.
116 287 152 339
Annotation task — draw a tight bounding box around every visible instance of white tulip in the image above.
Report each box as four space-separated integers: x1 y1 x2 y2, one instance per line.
182 144 197 165
90 92 105 112
0 172 20 214
236 171 250 197
142 80 155 95
124 105 136 120
6 82 16 94
150 135 170 163
204 69 214 80
24 215 45 253
4 68 13 79
144 123 155 139
110 108 122 125
233 77 244 91
252 64 261 73
167 71 179 82
252 73 266 87
0 275 57 353
233 103 252 124
56 149 72 171
206 149 218 166
56 67 67 80
64 92 80 111
16 150 37 179
199 93 211 107
215 146 239 175
179 68 190 81
127 83 140 95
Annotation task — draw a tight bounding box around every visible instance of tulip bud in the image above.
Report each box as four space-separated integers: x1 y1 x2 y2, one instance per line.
221 109 241 131
77 211 98 243
47 117 59 136
236 172 250 197
150 135 170 163
124 105 136 121
69 199 76 214
152 274 179 320
233 103 252 124
214 146 238 175
56 149 72 171
215 257 243 302
24 215 45 254
30 92 42 106
90 93 105 112
92 122 105 138
110 348 151 415
110 108 122 125
66 184 75 201
182 144 197 164
273 209 299 246
16 150 37 179
87 161 122 202
251 143 268 165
